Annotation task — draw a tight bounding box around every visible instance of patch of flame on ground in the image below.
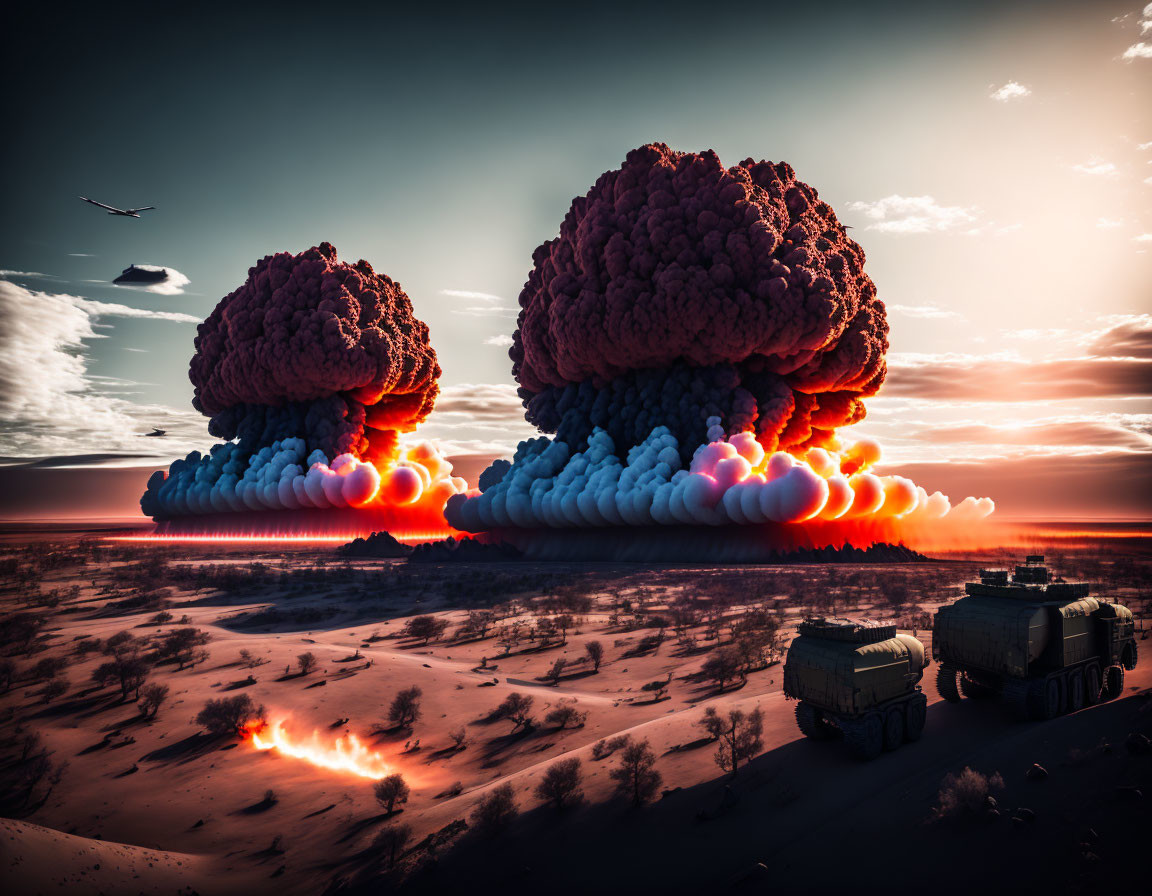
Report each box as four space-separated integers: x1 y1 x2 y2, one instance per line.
246 720 391 779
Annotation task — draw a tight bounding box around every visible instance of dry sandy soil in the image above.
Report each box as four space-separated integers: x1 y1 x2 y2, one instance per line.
0 529 1148 895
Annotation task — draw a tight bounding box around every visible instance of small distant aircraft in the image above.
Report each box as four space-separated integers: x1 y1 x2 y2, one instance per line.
79 196 156 218
142 428 167 438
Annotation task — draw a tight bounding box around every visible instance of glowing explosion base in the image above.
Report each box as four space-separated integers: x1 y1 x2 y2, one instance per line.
482 522 925 563
151 506 457 543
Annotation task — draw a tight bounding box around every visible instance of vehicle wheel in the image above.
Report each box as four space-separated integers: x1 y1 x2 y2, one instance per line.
1122 640 1138 672
1084 664 1102 706
904 693 927 742
795 702 834 740
883 707 904 751
1103 665 1125 701
959 674 995 699
844 715 883 761
1027 678 1061 721
1002 679 1030 721
936 664 961 703
1067 669 1085 713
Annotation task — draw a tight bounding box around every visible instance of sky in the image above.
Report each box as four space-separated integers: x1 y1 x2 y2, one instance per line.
1 0 1149 520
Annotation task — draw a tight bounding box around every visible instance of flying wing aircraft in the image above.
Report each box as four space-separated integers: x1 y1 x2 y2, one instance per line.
79 196 156 218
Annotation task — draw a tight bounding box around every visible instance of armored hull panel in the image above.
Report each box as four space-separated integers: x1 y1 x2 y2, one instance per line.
784 631 925 716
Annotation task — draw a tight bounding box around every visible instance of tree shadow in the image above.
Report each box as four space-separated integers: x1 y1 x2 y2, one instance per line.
141 731 224 764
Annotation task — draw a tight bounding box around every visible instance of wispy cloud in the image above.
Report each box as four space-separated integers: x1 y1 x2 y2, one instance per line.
883 317 1152 401
440 289 505 302
0 269 58 280
440 288 517 317
1096 217 1124 228
887 303 963 320
1121 4 1152 59
75 298 200 324
1135 233 1152 242
990 81 1031 102
847 195 978 234
1071 157 1117 175
484 334 513 347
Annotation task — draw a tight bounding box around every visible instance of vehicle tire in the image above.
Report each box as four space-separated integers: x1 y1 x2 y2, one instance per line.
1002 679 1030 721
1103 665 1125 701
1122 640 1138 672
844 715 883 761
883 707 903 751
795 702 834 740
904 693 927 742
1067 669 1085 713
1027 677 1061 721
936 664 961 703
959 674 995 699
1084 663 1102 706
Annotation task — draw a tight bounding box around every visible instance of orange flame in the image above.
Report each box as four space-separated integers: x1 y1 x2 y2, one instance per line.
246 720 391 779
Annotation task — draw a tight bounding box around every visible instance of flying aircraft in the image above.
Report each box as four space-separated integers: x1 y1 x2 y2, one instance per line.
142 428 167 438
79 196 156 218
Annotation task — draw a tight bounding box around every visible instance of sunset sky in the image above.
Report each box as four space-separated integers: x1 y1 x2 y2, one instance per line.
1 1 1149 520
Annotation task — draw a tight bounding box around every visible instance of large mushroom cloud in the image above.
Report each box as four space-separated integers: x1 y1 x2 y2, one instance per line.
447 143 992 533
142 243 461 520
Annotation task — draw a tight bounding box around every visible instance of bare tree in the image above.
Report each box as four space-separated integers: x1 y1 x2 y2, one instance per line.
469 783 518 835
40 678 68 704
296 652 318 676
158 628 211 670
374 823 412 868
449 727 467 750
374 774 411 815
139 682 170 720
388 686 422 729
196 695 265 737
493 692 535 731
544 657 567 684
610 739 662 806
700 646 743 691
543 705 586 730
535 757 583 809
585 640 604 672
404 615 449 645
699 706 763 775
92 654 150 701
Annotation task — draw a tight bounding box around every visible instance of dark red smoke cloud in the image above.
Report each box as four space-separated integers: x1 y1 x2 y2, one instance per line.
190 242 440 464
511 142 887 454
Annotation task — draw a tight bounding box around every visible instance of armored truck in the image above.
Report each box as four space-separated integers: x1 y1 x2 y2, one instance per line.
934 556 1138 720
784 617 930 760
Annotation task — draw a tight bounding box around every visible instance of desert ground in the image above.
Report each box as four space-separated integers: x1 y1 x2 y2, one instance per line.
0 525 1148 895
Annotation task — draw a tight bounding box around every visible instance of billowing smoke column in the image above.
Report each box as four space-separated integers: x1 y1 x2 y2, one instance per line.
143 243 465 524
447 144 993 540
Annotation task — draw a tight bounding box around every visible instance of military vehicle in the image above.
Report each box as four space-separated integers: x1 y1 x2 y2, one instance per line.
934 556 1138 720
784 617 930 760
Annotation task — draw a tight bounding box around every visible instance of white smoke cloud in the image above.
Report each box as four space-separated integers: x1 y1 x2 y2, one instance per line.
445 419 993 532
144 437 466 518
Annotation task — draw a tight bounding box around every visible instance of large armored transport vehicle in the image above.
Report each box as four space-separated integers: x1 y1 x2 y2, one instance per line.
784 617 930 760
934 556 1138 720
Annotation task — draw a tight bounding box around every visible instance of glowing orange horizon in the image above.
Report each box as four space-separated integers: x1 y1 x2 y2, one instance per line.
107 530 455 545
245 720 393 779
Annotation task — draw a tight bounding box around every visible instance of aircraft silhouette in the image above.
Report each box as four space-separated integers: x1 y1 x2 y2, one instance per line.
79 196 156 218
143 428 167 438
